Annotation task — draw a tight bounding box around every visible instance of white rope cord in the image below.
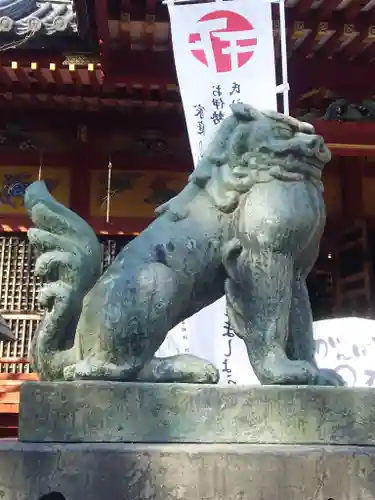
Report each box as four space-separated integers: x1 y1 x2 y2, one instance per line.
105 159 112 224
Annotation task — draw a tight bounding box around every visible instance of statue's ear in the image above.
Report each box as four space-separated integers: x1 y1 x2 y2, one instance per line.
230 103 261 121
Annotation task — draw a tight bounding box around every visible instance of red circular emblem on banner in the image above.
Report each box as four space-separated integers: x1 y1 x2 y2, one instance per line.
188 10 257 73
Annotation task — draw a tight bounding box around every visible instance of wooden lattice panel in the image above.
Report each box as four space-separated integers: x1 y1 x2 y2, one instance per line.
0 235 41 313
0 234 41 373
0 234 134 373
0 316 40 374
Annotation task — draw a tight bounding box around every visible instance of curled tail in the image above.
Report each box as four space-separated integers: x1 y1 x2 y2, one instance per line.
24 181 102 380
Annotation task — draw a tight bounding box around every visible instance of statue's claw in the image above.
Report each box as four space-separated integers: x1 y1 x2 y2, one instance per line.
63 364 77 381
259 357 345 387
137 354 220 384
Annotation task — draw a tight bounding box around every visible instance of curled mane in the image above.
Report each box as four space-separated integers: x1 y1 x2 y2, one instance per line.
156 103 322 219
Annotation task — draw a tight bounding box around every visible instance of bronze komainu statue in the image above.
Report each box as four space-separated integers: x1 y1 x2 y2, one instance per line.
24 103 344 386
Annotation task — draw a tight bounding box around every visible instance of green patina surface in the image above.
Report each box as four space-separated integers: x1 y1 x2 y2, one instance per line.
24 104 343 387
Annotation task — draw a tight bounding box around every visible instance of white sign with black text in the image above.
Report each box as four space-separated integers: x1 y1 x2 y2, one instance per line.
187 317 375 387
168 0 277 165
313 317 375 388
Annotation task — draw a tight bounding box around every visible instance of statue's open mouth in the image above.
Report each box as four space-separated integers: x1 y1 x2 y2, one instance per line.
302 141 331 170
311 136 331 163
304 157 325 169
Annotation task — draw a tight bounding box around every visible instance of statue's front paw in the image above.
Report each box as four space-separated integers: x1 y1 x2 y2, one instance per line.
257 356 320 385
137 354 220 384
63 360 103 380
63 363 77 381
315 368 346 387
63 360 101 380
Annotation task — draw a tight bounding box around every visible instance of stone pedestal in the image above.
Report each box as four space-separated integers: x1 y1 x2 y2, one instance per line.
1 382 375 500
18 382 375 444
1 441 375 500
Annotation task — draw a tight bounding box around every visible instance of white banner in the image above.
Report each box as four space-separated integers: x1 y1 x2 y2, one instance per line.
313 317 375 387
160 0 278 379
188 297 255 384
169 0 277 165
193 317 375 387
156 322 189 357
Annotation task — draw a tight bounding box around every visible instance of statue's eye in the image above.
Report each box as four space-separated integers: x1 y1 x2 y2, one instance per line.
274 126 293 139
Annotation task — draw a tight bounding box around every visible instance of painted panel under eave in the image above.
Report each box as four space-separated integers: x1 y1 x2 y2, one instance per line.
90 170 189 219
0 165 70 215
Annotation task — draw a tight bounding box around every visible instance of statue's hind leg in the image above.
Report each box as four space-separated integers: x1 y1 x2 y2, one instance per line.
63 260 219 384
63 354 219 383
224 241 321 385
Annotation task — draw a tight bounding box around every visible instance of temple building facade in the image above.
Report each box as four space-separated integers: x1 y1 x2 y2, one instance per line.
0 0 375 434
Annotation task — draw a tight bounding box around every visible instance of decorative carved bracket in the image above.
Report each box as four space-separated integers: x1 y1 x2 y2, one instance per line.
0 0 77 38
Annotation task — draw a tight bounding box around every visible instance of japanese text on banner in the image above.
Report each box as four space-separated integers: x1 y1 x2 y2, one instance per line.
193 82 242 160
221 314 237 385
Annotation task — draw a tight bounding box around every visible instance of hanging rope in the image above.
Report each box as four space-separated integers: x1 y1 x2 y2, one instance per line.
38 150 43 181
106 158 112 223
